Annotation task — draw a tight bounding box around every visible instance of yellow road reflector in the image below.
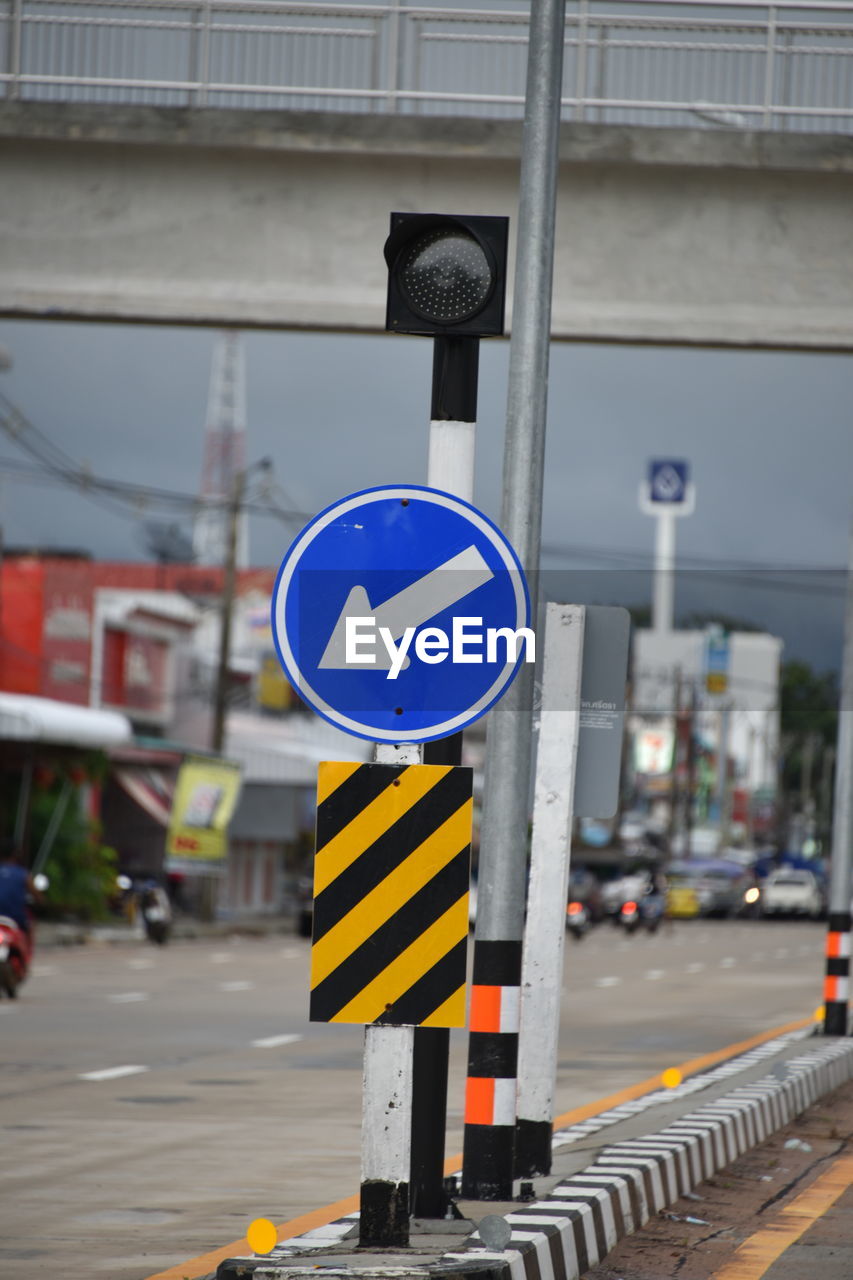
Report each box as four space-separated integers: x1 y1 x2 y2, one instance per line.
247 1218 278 1255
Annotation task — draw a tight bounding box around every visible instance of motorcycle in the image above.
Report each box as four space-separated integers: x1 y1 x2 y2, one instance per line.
0 914 30 998
566 900 590 940
139 882 172 946
0 872 48 998
618 891 664 935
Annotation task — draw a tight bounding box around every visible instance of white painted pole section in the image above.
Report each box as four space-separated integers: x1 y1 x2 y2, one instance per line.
361 740 422 1193
516 603 586 1129
653 509 676 632
362 1023 415 1182
428 419 476 502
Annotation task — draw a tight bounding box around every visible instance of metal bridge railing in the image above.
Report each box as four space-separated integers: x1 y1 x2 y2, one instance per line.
1 0 852 132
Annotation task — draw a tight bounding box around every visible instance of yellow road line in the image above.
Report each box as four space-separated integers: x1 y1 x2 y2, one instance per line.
709 1153 853 1279
550 1014 814 1130
145 1012 816 1280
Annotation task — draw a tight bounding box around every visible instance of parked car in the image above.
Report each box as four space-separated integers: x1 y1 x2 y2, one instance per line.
760 868 825 919
665 858 751 919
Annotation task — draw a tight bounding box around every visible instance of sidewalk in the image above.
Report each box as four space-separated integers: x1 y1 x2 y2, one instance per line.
207 1028 853 1280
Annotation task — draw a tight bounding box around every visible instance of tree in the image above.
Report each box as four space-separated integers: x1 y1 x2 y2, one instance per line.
780 661 838 743
678 611 762 633
28 761 119 921
779 661 839 846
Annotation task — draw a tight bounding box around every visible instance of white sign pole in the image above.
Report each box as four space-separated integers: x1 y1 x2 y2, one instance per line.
639 463 695 636
360 741 420 1246
653 508 677 633
515 603 585 1176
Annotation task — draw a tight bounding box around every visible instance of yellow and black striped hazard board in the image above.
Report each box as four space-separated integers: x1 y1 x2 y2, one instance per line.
309 761 473 1027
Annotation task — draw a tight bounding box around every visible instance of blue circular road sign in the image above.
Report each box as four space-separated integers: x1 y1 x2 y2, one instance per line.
648 459 689 505
271 485 531 743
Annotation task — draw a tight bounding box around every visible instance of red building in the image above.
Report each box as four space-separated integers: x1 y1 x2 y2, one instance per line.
0 551 276 723
0 552 317 920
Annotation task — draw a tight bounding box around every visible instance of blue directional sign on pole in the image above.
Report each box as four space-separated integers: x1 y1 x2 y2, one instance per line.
271 485 531 743
705 627 730 696
648 459 689 505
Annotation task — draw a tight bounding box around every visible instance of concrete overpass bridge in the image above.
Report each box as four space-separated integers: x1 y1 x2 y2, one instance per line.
1 0 853 350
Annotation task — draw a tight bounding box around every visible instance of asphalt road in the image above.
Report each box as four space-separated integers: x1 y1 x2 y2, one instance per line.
0 918 826 1279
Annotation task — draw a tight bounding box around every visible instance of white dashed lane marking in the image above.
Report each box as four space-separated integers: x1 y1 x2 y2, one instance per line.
128 958 155 970
687 962 705 974
720 957 736 968
252 1034 303 1049
645 969 665 981
79 1065 149 1082
594 976 622 988
108 992 149 1003
220 980 254 992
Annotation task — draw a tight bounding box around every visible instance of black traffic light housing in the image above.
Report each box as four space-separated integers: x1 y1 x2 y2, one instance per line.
384 213 509 338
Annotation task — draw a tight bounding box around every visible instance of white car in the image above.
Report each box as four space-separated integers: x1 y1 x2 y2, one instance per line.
761 869 825 919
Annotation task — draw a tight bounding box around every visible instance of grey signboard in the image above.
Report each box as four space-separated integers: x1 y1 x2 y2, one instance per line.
574 605 631 819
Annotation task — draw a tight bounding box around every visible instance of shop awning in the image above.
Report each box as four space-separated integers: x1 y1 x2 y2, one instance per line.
113 766 174 827
0 692 132 749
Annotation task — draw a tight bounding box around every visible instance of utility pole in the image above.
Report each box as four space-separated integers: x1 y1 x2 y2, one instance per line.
462 0 567 1201
684 682 697 856
800 731 817 818
820 743 836 850
746 722 757 848
668 667 683 848
211 468 245 755
823 522 853 1036
716 702 732 850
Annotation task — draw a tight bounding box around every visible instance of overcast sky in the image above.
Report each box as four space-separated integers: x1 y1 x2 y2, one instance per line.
0 318 850 672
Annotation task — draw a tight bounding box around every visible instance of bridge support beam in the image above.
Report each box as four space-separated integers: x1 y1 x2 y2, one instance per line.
1 103 853 350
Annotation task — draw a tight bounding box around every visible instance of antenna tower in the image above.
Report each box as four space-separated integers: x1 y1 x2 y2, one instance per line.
193 330 249 567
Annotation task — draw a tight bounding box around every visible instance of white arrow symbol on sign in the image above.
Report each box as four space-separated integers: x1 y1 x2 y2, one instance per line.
318 544 494 671
653 465 683 500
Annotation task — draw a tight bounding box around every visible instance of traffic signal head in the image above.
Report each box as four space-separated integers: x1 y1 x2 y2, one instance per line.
384 213 509 337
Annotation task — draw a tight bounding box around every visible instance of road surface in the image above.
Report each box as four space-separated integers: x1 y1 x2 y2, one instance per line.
0 918 826 1279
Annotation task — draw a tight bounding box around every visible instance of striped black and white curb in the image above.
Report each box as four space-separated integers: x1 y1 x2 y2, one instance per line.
442 1036 853 1280
217 1033 851 1280
548 1024 814 1153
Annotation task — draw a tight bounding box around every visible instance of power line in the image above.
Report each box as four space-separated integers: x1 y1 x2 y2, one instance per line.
541 538 845 576
0 392 846 596
0 396 311 525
